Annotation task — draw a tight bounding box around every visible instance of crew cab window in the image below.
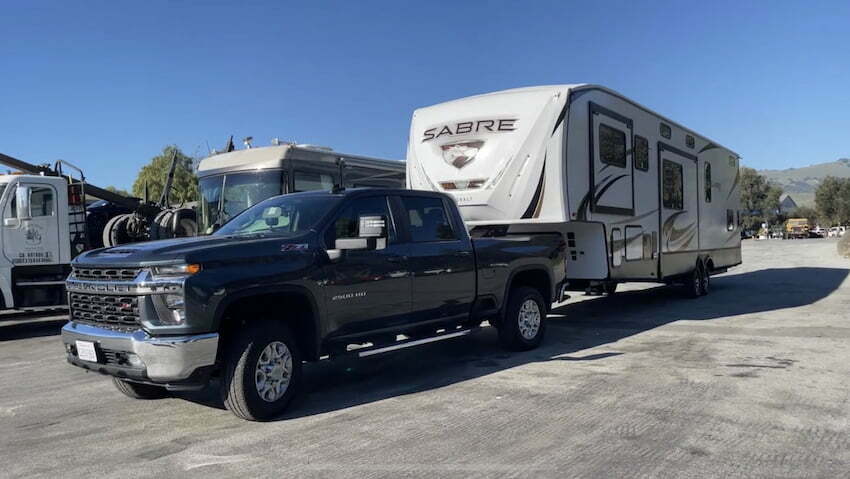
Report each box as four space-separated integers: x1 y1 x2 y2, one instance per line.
662 160 684 210
402 196 456 242
30 187 55 216
599 123 627 168
325 196 395 247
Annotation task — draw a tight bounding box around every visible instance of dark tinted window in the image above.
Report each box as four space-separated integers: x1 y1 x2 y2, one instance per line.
325 196 395 247
634 135 649 171
402 196 456 242
705 163 712 203
663 160 684 210
660 123 672 139
343 162 405 189
599 124 627 167
686 135 695 149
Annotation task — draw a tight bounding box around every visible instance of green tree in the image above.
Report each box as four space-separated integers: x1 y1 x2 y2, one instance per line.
131 146 198 205
104 185 131 197
739 167 783 231
815 176 850 226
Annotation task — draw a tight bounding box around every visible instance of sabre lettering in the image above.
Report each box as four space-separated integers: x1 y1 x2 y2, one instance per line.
422 118 517 142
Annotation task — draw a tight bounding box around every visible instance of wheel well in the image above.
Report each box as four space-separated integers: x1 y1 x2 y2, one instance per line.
218 292 319 361
510 269 552 307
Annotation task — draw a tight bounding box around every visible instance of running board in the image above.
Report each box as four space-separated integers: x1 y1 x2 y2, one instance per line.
357 328 477 358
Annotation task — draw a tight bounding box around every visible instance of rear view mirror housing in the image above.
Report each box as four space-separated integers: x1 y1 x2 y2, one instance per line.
3 218 19 228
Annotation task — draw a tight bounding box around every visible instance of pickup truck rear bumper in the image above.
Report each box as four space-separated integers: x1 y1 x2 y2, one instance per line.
61 321 219 384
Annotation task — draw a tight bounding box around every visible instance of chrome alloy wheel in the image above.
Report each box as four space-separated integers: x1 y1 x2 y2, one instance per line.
255 341 293 403
518 299 542 340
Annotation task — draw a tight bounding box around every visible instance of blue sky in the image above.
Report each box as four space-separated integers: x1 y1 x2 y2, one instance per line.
3 0 849 190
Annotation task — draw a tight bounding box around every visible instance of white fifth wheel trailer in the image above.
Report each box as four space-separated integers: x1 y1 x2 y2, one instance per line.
407 84 741 295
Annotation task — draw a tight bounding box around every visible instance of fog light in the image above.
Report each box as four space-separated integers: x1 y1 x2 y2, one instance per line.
126 353 144 368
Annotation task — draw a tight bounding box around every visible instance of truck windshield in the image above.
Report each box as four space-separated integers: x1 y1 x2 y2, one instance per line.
214 195 338 237
199 170 284 234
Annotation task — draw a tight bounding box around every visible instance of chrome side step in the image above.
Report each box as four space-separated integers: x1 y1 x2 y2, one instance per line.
357 328 477 358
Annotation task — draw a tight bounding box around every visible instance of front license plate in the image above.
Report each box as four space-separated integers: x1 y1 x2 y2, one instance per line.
76 340 99 363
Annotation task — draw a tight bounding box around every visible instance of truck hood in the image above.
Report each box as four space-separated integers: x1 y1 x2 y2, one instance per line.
75 233 316 267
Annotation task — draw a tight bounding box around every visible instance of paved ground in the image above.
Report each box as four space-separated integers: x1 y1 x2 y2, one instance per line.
2 239 849 478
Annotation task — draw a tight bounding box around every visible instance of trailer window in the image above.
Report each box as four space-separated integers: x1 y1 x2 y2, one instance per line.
686 135 695 149
599 123 627 168
662 160 684 210
30 187 55 217
660 123 672 139
634 135 649 171
343 162 405 189
402 196 456 242
704 163 712 203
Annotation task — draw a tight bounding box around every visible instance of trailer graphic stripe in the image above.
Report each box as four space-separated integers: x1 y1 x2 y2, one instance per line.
521 161 546 219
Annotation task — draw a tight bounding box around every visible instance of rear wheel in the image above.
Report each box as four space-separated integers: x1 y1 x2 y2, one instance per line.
112 378 168 399
683 262 705 298
220 323 302 421
700 263 711 296
603 282 618 295
498 287 547 351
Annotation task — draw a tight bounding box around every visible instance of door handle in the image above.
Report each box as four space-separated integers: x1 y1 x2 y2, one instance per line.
387 256 407 263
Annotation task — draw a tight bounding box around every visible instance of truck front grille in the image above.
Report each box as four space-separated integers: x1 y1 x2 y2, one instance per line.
70 292 141 329
72 267 141 282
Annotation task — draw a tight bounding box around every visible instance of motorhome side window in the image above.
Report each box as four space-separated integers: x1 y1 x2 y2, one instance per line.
293 169 337 193
662 160 684 210
660 123 672 139
29 187 55 216
634 135 649 171
325 196 395 247
402 196 457 242
599 123 627 168
704 163 712 203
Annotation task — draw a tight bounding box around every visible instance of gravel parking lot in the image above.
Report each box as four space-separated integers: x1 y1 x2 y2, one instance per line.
2 239 848 478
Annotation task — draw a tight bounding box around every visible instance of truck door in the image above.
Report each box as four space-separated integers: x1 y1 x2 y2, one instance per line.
590 103 634 216
658 144 699 277
322 195 412 337
2 182 62 268
400 195 476 323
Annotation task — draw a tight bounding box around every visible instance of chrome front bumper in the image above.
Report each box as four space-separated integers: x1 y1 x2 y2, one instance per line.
61 322 219 383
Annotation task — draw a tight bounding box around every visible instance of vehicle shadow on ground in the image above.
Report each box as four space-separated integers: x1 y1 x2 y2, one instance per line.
177 266 848 420
0 317 68 342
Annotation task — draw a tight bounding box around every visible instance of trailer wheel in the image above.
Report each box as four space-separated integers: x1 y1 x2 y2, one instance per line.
220 322 303 421
112 378 168 399
603 282 618 295
684 263 705 298
700 263 711 296
498 286 546 351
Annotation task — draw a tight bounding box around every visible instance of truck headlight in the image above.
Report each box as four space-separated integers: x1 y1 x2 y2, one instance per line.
150 293 187 325
151 263 201 279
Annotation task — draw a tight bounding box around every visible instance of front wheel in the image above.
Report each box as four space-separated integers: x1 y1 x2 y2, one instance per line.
112 378 168 399
220 323 303 421
498 287 547 351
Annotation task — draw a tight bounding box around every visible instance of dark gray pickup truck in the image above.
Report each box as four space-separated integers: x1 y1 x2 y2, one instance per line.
61 188 565 420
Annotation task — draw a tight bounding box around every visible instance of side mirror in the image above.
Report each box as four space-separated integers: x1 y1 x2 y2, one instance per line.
3 218 20 228
16 185 32 220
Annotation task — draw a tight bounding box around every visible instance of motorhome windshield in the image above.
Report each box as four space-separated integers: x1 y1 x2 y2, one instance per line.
199 170 284 234
213 195 337 237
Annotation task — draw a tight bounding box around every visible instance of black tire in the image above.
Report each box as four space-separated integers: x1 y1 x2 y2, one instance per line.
603 282 618 295
700 264 711 296
220 322 303 421
150 210 173 240
103 214 133 247
498 286 547 351
683 263 704 298
112 377 168 399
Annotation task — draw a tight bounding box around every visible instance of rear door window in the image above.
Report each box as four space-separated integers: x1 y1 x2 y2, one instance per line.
401 196 456 242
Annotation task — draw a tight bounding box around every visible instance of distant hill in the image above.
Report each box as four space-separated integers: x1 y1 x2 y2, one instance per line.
757 158 850 207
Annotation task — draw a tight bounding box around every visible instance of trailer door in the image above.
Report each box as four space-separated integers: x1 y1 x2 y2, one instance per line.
590 104 634 216
658 144 699 277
